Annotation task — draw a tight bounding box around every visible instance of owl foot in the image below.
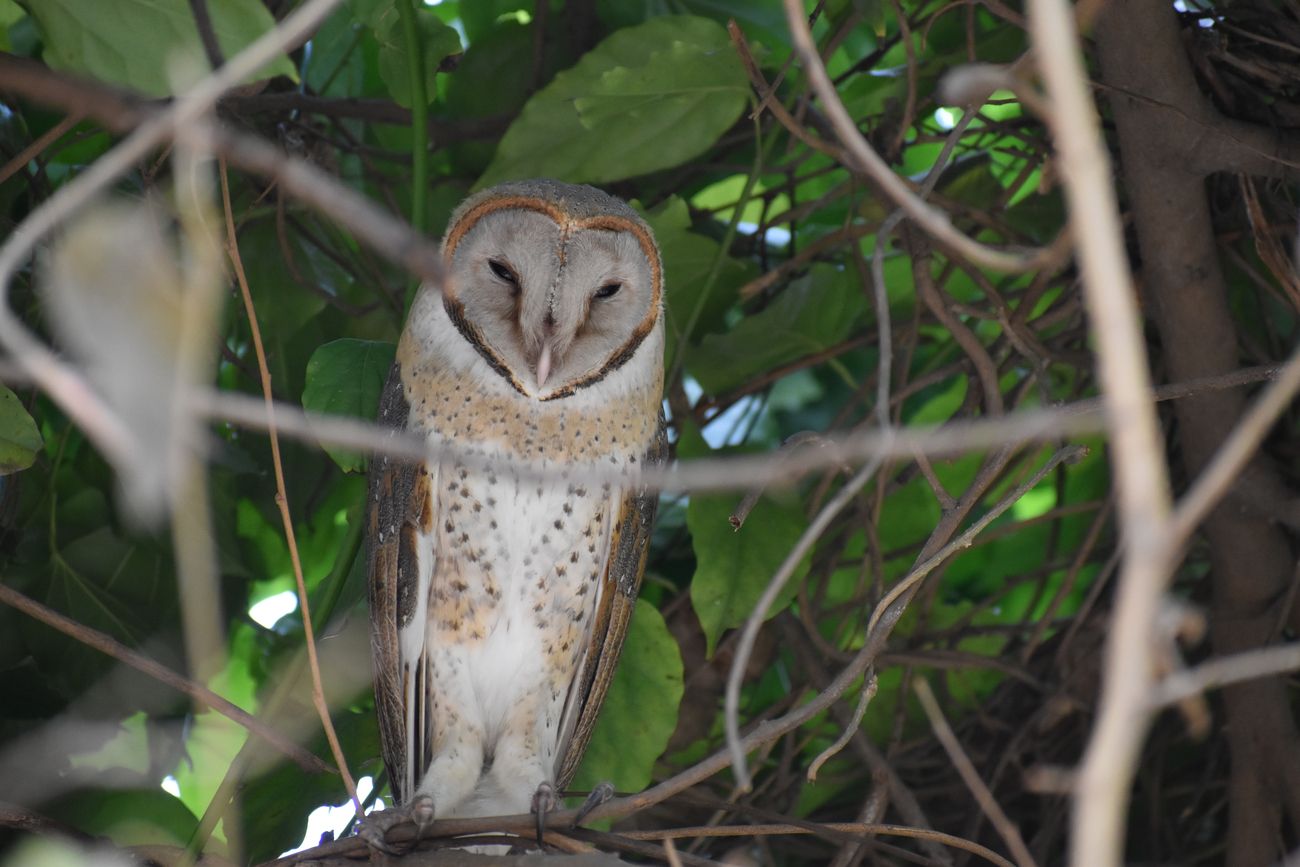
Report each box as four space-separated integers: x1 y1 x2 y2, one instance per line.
573 781 616 826
530 780 558 846
358 794 435 855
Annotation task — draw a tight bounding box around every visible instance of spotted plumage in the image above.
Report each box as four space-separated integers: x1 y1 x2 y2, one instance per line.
366 180 665 836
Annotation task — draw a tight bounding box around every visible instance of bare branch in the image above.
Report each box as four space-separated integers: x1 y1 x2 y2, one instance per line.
1027 3 1178 866
914 678 1037 867
219 161 362 814
1168 341 1300 549
779 0 1048 273
1149 643 1300 708
203 386 1100 494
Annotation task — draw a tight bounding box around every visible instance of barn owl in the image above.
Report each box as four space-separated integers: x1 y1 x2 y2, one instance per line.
364 179 665 850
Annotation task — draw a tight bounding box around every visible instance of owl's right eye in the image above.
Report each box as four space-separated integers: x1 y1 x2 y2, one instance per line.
488 258 519 291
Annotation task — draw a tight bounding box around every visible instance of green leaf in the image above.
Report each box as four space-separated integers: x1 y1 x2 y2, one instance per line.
444 20 537 176
302 339 396 473
458 0 533 44
571 599 683 795
44 787 198 847
22 525 180 709
0 0 24 52
372 6 462 108
479 15 748 186
688 491 809 655
906 375 967 426
0 385 42 474
22 0 297 97
687 264 868 394
642 196 757 362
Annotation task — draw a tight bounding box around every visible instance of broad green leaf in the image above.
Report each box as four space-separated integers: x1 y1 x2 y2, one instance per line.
939 156 1004 208
687 264 868 394
642 196 757 362
459 0 533 44
479 16 748 186
21 524 180 710
445 20 541 176
571 598 683 795
44 787 198 847
302 339 396 473
238 221 350 339
597 0 791 52
346 0 389 29
689 491 809 655
0 0 23 52
306 3 371 96
905 374 967 426
373 6 462 108
0 385 42 474
23 0 297 97
691 174 792 226
238 475 366 605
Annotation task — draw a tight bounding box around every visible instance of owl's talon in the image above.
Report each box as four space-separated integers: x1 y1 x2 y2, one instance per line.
409 793 436 836
357 813 402 855
531 780 558 846
572 781 616 826
357 794 436 855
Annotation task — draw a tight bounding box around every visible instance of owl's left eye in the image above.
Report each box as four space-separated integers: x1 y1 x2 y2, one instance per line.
593 282 622 300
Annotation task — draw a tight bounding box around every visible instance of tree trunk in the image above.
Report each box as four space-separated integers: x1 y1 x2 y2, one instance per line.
1095 3 1300 865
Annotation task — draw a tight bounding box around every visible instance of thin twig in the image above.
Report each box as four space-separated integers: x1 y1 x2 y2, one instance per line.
0 582 330 774
727 21 847 161
806 673 877 781
0 111 84 185
779 0 1045 273
623 820 1013 867
280 815 1015 867
187 0 225 69
1149 643 1300 707
801 446 1084 784
913 678 1037 867
724 455 886 789
1168 340 1300 550
1027 3 1177 866
716 444 1078 807
728 431 852 529
639 822 1017 866
219 161 361 815
736 223 874 300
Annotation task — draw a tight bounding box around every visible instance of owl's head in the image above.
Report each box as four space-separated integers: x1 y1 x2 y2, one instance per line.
438 180 662 400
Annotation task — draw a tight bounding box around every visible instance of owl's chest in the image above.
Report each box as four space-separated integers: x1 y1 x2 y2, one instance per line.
432 457 609 604
425 436 616 702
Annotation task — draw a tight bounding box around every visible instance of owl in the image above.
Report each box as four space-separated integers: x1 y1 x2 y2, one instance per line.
363 179 666 850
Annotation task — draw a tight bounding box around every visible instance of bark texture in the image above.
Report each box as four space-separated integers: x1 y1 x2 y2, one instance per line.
1095 3 1300 864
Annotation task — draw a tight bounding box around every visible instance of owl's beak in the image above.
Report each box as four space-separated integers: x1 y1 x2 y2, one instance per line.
535 340 554 389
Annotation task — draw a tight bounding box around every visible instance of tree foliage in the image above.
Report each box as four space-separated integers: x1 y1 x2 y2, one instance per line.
0 1 1298 865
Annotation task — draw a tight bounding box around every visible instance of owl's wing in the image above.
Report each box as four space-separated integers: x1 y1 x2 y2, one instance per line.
554 415 668 790
366 364 436 806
